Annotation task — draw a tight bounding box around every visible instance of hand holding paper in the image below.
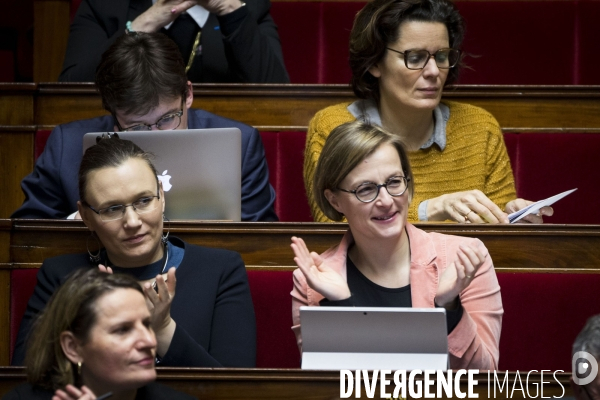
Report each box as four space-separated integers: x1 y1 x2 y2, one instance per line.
508 188 576 223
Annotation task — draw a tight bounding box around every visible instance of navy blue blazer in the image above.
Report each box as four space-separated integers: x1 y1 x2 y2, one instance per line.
11 109 278 221
12 237 256 367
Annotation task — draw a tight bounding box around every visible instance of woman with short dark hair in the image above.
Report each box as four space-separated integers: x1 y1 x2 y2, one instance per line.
12 138 256 369
304 0 552 224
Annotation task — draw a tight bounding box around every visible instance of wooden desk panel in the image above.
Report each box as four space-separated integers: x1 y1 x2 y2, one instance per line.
0 84 35 125
33 0 70 82
29 84 600 130
0 83 599 129
5 220 600 273
0 367 573 399
0 127 36 219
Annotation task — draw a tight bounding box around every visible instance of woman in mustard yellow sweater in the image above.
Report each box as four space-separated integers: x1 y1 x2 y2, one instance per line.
304 0 552 224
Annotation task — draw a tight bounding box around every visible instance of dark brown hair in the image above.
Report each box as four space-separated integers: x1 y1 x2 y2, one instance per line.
78 138 158 204
313 121 414 221
24 268 144 390
350 0 465 102
95 32 188 116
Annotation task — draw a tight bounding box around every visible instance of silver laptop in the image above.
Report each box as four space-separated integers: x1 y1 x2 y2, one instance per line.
300 306 448 370
83 129 242 221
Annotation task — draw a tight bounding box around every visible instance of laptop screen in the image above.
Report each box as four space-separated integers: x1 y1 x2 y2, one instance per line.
300 306 448 370
83 129 242 221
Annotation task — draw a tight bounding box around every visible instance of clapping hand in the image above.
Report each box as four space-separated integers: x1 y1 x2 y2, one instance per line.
291 237 351 301
144 267 176 333
435 242 488 309
97 264 113 274
99 263 176 357
52 385 97 400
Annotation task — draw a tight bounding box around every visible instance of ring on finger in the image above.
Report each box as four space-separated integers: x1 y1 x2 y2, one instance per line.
464 210 473 222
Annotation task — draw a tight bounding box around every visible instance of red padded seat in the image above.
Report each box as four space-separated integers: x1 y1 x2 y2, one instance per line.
9 268 38 363
247 270 300 368
270 2 322 84
0 50 15 82
512 133 600 224
578 1 600 85
260 131 312 222
497 273 600 371
456 1 576 85
35 130 52 160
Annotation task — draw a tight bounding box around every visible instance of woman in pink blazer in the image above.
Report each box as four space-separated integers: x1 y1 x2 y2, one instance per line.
291 121 503 370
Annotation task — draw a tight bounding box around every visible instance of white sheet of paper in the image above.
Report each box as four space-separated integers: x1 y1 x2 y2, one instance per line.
508 188 577 223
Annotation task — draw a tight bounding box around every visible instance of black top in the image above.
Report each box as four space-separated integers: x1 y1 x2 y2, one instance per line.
320 255 463 334
2 382 197 400
12 237 256 367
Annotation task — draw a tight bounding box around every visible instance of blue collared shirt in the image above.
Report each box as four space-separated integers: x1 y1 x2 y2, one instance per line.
347 99 451 221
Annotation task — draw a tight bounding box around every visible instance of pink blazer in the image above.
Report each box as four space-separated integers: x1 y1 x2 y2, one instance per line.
291 223 503 370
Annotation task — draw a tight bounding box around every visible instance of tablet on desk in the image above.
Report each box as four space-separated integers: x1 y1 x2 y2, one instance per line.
300 306 448 371
83 129 242 221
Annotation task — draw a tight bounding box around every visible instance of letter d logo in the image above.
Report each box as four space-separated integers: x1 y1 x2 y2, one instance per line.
572 351 599 385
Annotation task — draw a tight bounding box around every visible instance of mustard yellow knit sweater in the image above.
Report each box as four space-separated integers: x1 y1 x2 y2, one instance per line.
303 101 517 222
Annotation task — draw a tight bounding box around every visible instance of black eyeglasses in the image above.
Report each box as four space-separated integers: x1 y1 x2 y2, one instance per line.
386 48 461 70
114 99 184 132
338 176 410 203
85 189 161 222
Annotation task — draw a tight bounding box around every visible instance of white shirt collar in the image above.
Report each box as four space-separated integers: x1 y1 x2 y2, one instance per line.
152 1 210 29
347 99 449 151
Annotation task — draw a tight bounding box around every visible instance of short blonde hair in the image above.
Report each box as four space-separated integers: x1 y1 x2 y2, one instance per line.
313 121 414 221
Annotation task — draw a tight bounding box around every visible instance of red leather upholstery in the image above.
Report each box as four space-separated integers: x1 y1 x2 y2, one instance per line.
511 133 600 224
270 1 598 84
270 2 323 84
34 130 52 161
0 50 15 82
456 1 576 85
260 131 312 222
9 269 38 363
579 2 600 84
498 273 600 371
247 270 300 367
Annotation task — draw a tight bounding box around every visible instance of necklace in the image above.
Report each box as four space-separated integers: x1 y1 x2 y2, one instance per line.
101 243 169 288
151 244 169 293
